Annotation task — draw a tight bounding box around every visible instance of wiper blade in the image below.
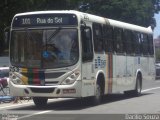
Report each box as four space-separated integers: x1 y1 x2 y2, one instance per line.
46 27 61 43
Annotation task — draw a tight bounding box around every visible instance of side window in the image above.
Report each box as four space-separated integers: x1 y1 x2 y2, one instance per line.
93 23 104 53
133 32 141 54
148 35 154 55
138 33 143 54
124 30 133 54
103 25 113 52
141 34 148 55
81 27 93 62
132 31 141 54
114 28 123 53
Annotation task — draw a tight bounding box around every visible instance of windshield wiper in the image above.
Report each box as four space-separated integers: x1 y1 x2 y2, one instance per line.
46 27 61 44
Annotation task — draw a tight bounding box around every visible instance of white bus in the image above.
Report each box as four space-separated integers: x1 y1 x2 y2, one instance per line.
9 10 155 106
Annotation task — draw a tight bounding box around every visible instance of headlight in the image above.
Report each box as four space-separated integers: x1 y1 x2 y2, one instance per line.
10 73 24 85
61 71 80 85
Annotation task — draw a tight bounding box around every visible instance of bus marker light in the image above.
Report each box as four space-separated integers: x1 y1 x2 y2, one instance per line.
56 89 60 94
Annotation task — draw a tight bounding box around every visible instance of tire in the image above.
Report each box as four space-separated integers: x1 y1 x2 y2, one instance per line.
92 83 102 105
33 97 48 107
133 75 142 96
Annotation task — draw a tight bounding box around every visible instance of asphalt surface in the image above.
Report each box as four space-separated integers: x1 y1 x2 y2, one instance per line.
0 79 160 120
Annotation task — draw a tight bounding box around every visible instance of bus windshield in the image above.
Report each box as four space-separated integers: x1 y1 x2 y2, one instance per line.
10 28 79 69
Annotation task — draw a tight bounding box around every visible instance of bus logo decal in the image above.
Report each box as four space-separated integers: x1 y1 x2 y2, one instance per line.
95 56 106 69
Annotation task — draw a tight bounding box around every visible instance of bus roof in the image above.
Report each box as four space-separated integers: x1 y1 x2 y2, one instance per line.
14 10 153 34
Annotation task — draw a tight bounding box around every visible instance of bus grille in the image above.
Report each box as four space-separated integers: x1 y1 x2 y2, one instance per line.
45 81 59 86
30 87 55 93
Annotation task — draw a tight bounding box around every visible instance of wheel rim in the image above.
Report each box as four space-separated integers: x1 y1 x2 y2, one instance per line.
95 85 101 101
137 79 141 94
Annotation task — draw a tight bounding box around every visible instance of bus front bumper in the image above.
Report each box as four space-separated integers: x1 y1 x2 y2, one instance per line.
9 80 82 98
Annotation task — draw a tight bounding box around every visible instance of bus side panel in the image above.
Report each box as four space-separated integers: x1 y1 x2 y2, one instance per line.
111 54 117 93
81 61 95 97
101 54 155 94
105 53 114 94
112 54 127 93
126 56 136 90
149 57 156 80
104 54 109 94
140 56 155 82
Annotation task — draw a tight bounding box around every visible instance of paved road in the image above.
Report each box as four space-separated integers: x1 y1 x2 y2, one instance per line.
0 79 160 120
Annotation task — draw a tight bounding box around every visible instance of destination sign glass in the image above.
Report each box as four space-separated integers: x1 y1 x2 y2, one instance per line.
12 14 78 27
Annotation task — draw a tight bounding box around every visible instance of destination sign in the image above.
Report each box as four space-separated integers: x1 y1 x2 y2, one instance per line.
12 14 78 27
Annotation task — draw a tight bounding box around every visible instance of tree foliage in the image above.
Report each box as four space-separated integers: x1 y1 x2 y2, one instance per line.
0 0 160 55
80 0 158 27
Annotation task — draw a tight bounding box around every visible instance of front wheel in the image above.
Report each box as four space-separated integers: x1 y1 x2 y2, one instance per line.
92 83 102 105
33 97 48 107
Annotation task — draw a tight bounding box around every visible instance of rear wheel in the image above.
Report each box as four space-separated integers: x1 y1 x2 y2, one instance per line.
124 74 142 97
133 75 142 96
33 97 48 107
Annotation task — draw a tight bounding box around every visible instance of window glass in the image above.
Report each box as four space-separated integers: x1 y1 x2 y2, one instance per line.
124 30 133 54
141 34 149 55
114 28 123 53
81 27 93 61
148 35 154 55
11 29 79 68
104 25 113 52
0 69 9 78
93 23 104 53
133 32 140 54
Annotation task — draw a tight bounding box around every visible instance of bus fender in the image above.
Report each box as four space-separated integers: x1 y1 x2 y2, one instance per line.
135 69 142 80
95 70 105 83
135 69 142 90
95 70 105 94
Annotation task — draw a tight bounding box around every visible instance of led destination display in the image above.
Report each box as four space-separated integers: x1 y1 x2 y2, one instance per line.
12 14 78 27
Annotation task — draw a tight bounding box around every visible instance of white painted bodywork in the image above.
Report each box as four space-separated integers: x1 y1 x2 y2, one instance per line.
9 10 155 98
